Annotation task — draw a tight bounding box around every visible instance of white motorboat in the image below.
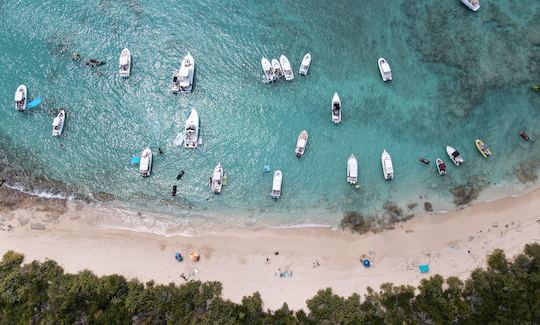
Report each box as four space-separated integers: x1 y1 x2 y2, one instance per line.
52 110 65 136
446 146 464 166
184 108 200 148
436 158 446 176
331 92 341 124
171 69 181 93
381 149 394 180
378 58 392 82
139 148 153 177
347 154 358 184
299 53 311 75
295 130 308 157
210 163 224 194
272 59 283 79
118 48 131 78
14 84 27 111
271 170 282 199
261 57 274 82
461 0 480 11
178 51 195 93
280 55 294 81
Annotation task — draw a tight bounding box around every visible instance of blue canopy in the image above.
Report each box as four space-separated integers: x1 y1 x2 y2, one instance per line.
419 264 429 273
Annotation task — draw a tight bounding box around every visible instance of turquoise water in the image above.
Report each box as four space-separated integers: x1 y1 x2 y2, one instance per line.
1 0 539 230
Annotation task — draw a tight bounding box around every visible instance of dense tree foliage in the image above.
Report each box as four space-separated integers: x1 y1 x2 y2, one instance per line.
1 243 539 324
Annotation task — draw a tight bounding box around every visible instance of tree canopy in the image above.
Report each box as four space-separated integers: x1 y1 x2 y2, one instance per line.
1 243 539 324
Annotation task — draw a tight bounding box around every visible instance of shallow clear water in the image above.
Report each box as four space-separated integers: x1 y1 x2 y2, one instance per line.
1 0 539 230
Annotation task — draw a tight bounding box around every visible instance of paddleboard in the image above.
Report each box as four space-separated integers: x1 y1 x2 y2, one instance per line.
26 97 42 110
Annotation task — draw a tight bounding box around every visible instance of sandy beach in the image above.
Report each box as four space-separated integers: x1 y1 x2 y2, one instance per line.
0 188 539 310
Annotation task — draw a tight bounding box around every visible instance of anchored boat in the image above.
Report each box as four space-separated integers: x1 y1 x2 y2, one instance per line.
272 59 283 79
139 148 153 177
52 110 65 136
210 163 224 194
436 158 446 176
446 146 464 166
271 170 282 199
461 0 480 11
347 154 358 184
118 48 131 78
280 55 294 81
378 58 392 82
184 108 200 148
261 57 274 82
331 92 341 124
299 53 311 75
475 139 492 158
381 149 394 180
295 130 308 157
178 52 195 93
14 85 27 111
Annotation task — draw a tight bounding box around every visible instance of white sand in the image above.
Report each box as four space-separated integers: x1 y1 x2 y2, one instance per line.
0 189 539 310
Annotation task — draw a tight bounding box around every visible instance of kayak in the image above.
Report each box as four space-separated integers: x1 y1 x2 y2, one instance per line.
475 139 492 158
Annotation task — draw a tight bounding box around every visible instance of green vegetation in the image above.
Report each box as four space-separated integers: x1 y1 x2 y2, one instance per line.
1 243 539 324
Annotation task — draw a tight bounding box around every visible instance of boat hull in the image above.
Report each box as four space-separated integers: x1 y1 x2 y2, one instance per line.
436 158 446 176
347 155 358 184
295 130 308 157
280 55 294 81
271 170 282 199
475 139 491 158
299 53 311 75
211 164 223 194
14 85 27 111
52 110 65 136
261 57 274 82
378 58 392 82
184 108 200 148
331 92 341 124
139 148 153 177
461 0 480 11
381 150 394 180
446 146 464 166
118 48 131 78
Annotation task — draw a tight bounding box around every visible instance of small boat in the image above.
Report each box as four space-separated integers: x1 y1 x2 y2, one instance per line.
271 170 282 199
531 85 540 92
331 92 341 124
378 58 392 82
171 69 181 93
14 85 27 111
272 59 283 79
85 59 105 67
118 48 131 78
261 57 274 82
210 163 224 194
381 149 394 180
446 146 464 166
347 154 358 184
519 131 534 142
475 139 492 158
299 53 311 75
461 0 480 11
178 52 195 93
139 148 153 177
52 110 65 136
280 55 294 81
184 108 200 148
419 157 430 165
295 130 308 157
436 158 446 176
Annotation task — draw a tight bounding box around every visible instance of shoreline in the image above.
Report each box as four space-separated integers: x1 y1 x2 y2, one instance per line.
1 186 539 310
